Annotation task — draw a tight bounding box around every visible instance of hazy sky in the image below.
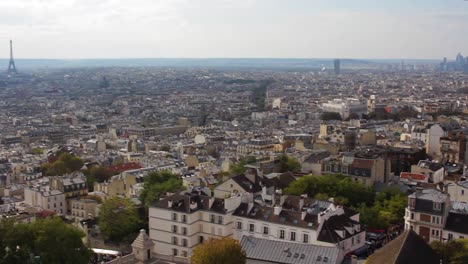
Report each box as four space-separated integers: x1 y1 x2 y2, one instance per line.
1 0 467 59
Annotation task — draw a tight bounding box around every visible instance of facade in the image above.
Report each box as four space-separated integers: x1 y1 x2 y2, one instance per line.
321 99 367 120
24 186 66 214
426 124 447 158
232 195 365 254
404 189 450 243
148 188 242 263
70 199 99 219
447 181 468 203
322 154 389 186
49 173 88 214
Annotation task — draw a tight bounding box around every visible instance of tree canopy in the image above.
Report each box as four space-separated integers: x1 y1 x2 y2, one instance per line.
230 156 256 175
284 174 375 207
139 170 183 207
83 165 115 191
41 152 84 176
98 197 142 243
357 188 407 229
279 154 301 172
191 237 246 264
0 217 93 264
431 239 468 264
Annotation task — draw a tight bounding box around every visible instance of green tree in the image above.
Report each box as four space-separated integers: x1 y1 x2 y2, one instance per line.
31 217 93 264
284 174 374 207
41 152 84 176
230 156 256 175
140 171 183 207
0 217 92 264
279 154 301 172
192 237 246 264
431 239 468 264
99 197 141 243
83 166 115 191
321 112 342 121
31 148 44 155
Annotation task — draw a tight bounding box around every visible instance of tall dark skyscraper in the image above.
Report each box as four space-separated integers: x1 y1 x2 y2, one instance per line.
334 59 340 75
7 40 17 74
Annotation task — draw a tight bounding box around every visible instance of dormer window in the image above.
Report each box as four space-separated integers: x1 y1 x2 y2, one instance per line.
433 202 442 211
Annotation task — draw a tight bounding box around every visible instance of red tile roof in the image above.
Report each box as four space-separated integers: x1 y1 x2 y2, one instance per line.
108 162 142 173
400 172 428 182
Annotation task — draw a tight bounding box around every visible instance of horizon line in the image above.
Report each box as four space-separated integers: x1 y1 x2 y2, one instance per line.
0 57 443 61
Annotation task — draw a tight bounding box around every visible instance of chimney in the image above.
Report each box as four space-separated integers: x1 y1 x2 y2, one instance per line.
274 206 282 216
301 210 307 220
415 187 423 196
209 197 215 208
280 195 287 206
190 200 197 210
299 196 305 210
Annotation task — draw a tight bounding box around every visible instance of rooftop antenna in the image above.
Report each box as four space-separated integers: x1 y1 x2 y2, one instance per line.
7 39 18 74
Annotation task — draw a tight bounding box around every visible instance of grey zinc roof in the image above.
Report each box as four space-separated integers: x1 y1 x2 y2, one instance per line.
240 236 342 264
408 189 448 203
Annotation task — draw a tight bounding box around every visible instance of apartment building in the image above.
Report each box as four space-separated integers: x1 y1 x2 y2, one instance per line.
24 185 66 214
232 194 365 254
404 189 450 243
148 188 243 263
322 154 388 186
70 199 99 219
49 173 87 214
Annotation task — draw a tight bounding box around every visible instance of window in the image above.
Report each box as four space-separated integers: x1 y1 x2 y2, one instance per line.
351 237 354 245
279 230 285 239
237 221 242 230
172 213 177 221
182 251 188 257
218 216 223 224
303 234 309 243
409 198 416 209
460 236 464 239
290 232 296 241
462 190 465 196
411 213 414 220
182 227 187 235
172 237 178 245
172 225 178 233
263 226 269 235
172 249 178 256
210 214 215 223
182 239 188 247
182 215 187 223
433 202 441 211
448 233 454 240
249 224 255 233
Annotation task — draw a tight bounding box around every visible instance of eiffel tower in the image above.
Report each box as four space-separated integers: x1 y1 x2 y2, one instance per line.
7 40 17 74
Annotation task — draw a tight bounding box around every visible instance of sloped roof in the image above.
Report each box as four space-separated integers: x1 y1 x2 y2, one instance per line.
367 230 440 264
241 236 343 264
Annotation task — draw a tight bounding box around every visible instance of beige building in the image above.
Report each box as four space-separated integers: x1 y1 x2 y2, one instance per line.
148 189 242 263
24 186 66 214
70 199 99 219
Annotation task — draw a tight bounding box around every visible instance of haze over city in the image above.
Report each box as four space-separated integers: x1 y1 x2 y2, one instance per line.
0 0 467 59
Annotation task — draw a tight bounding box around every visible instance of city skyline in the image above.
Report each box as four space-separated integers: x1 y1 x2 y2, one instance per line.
0 0 467 59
